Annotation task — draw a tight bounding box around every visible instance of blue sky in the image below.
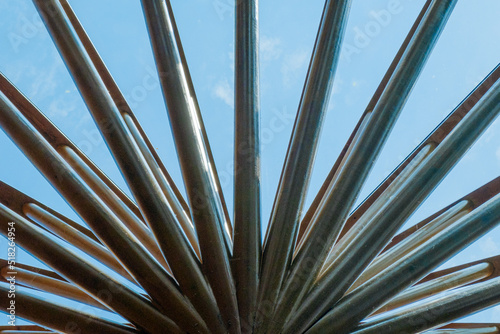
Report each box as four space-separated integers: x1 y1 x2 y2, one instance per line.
0 0 499 327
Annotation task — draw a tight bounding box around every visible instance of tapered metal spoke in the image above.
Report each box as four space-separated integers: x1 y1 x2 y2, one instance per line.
297 0 433 245
29 1 226 332
232 0 262 331
140 1 239 332
0 205 193 334
254 1 351 331
0 285 140 334
349 276 500 334
270 2 458 331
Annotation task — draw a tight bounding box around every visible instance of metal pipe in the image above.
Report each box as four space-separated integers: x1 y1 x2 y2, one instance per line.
318 143 436 274
0 285 140 334
305 193 500 334
122 114 200 259
140 1 238 332
31 1 224 332
232 0 261 332
272 2 458 331
349 276 500 334
0 266 110 311
283 68 500 334
0 205 189 333
254 1 352 331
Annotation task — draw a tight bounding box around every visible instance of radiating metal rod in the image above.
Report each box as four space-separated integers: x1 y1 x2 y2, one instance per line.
0 265 110 311
0 203 205 334
0 87 208 333
232 0 261 331
0 72 171 271
371 262 493 316
31 1 225 332
435 323 500 333
254 1 351 331
297 0 432 245
0 181 138 282
348 177 500 291
284 74 500 334
271 1 458 331
58 0 199 257
0 285 140 334
140 1 239 332
349 276 500 334
0 259 63 282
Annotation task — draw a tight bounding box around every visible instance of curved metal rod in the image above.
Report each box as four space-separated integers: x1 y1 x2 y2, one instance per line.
296 0 433 245
272 1 458 331
371 262 493 316
383 176 500 253
349 276 500 334
0 203 207 333
0 181 138 282
435 323 500 333
305 192 500 334
283 70 500 334
58 0 199 258
140 1 238 332
232 0 261 331
31 1 223 332
0 82 206 332
0 265 110 311
351 177 500 289
254 1 352 331
0 285 141 334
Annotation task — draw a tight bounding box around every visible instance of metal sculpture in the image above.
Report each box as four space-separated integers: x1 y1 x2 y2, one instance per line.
0 0 499 333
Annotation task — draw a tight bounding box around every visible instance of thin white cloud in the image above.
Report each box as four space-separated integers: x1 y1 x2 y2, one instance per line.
213 79 233 108
479 236 499 255
260 36 282 62
281 49 309 88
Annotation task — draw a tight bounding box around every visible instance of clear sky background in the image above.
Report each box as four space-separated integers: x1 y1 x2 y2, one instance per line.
0 0 499 327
